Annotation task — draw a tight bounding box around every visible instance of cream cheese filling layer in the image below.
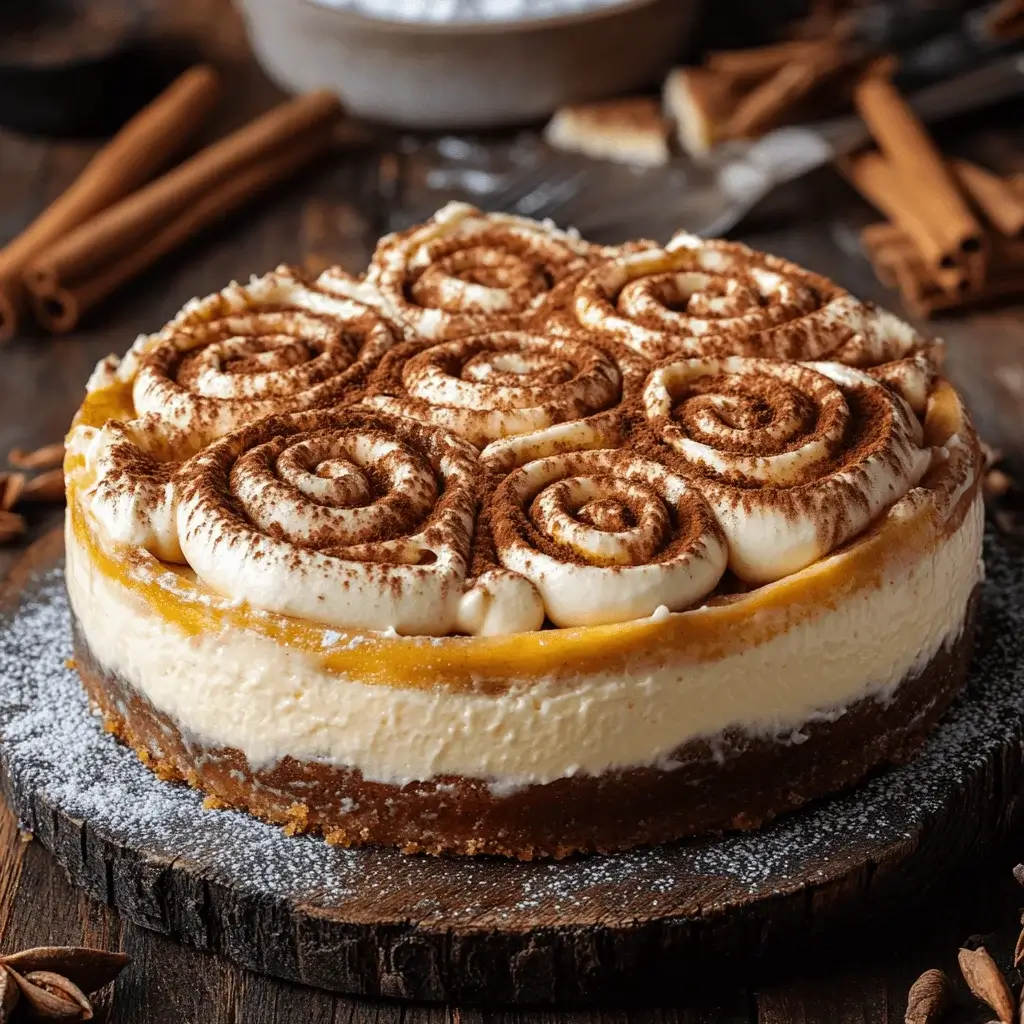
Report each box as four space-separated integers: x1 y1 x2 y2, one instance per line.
66 496 983 789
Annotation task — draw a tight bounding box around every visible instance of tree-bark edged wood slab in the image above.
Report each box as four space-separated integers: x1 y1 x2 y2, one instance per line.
1 529 1023 1006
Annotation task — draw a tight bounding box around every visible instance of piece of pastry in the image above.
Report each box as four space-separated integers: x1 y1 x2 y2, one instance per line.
662 67 739 157
544 97 670 167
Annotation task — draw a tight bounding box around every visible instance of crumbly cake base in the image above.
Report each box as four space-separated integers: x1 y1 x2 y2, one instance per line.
72 603 976 860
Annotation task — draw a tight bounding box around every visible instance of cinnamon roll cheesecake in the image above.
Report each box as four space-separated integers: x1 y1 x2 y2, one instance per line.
64 203 984 858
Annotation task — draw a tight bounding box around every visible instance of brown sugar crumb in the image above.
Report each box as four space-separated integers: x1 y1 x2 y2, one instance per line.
282 802 310 835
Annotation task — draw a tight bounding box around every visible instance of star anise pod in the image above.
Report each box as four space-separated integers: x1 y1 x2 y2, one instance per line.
958 946 1016 1024
6 970 92 1021
0 947 128 1022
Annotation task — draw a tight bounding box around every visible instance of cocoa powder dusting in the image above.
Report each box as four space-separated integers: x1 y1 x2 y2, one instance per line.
79 211 965 636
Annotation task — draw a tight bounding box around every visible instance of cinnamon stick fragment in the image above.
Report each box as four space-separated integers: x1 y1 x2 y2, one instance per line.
864 242 1024 319
8 443 65 470
952 160 1024 237
0 65 220 341
854 72 986 274
706 40 823 83
21 469 65 504
0 473 25 512
986 0 1024 40
0 512 26 544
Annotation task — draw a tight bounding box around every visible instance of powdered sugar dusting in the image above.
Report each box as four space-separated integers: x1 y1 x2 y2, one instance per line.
0 529 1022 931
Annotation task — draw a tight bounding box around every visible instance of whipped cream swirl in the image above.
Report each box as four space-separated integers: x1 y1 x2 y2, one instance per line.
490 448 728 627
70 417 184 562
640 356 933 583
178 409 489 635
573 238 927 366
335 202 593 340
365 329 646 468
125 268 395 452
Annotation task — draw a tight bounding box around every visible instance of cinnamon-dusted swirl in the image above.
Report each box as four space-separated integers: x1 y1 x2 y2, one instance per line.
572 236 926 366
323 202 593 341
637 357 933 583
364 329 647 468
177 409 490 636
124 267 396 452
488 448 728 627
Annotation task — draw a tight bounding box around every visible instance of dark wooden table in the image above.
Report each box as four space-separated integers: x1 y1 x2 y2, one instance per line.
1 2 1023 1020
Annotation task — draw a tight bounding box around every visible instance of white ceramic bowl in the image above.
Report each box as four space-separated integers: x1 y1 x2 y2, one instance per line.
236 0 697 129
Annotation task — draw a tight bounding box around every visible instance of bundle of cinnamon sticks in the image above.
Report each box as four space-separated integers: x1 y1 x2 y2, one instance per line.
663 0 1018 159
843 69 1024 318
664 35 860 157
0 66 348 340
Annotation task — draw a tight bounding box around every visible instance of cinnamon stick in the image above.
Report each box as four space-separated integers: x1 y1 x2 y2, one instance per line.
952 160 1024 237
25 90 342 301
706 41 823 83
863 222 1024 317
986 0 1024 40
842 150 969 294
853 71 986 272
723 41 842 139
0 65 220 341
31 127 335 333
908 268 1024 317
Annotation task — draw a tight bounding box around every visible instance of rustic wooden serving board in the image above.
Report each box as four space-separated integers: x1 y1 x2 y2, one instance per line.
0 528 1022 1005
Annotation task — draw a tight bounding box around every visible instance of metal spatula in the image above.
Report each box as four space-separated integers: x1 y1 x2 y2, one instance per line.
397 53 1024 244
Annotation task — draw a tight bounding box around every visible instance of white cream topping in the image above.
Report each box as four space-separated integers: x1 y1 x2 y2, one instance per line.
456 568 546 636
66 494 984 788
359 201 592 338
68 419 183 562
176 410 481 636
125 267 395 449
574 241 929 365
492 448 728 627
642 357 932 584
365 331 623 447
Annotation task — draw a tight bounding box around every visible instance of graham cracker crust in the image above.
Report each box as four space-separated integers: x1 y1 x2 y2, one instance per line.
72 600 976 860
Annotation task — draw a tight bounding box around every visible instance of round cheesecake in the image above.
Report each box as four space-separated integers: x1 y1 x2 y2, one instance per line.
65 204 985 858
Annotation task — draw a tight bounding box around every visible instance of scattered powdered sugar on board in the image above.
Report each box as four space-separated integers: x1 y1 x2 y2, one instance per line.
0 530 1022 931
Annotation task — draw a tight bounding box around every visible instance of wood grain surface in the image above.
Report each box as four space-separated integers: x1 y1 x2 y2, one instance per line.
0 0 1023 1019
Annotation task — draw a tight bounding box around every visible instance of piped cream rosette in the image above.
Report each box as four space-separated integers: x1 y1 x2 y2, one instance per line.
176 408 543 636
125 266 396 450
68 269 397 561
487 447 728 627
364 328 647 469
571 235 927 366
320 202 594 341
638 356 933 583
